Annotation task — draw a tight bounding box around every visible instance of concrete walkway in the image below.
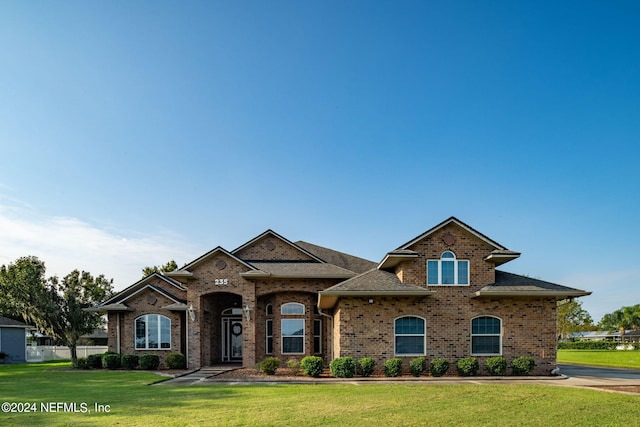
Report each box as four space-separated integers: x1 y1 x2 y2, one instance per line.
155 365 242 386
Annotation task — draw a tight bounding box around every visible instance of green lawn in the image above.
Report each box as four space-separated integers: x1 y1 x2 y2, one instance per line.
1 362 639 426
558 349 640 369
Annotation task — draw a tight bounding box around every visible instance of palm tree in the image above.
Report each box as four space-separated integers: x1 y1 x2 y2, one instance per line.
599 305 640 342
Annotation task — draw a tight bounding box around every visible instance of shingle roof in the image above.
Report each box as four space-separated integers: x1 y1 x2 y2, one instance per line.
474 271 591 298
243 262 356 279
294 241 377 274
0 316 32 328
318 269 434 309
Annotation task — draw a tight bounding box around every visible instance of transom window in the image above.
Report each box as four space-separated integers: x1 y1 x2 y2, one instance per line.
427 251 469 285
471 316 502 355
135 314 171 350
281 302 305 315
394 316 426 356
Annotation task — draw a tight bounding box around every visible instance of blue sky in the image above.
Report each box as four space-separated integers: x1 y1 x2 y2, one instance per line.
1 1 639 322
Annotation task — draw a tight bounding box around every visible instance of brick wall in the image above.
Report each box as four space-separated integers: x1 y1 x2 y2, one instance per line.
107 280 185 369
334 295 557 375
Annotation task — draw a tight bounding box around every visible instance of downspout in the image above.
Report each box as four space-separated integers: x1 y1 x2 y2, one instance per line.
116 313 121 354
185 310 189 369
317 308 333 361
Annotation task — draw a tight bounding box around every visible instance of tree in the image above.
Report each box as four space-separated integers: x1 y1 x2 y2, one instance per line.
557 299 594 340
142 260 178 278
55 270 114 363
0 256 114 364
599 304 640 342
0 256 59 335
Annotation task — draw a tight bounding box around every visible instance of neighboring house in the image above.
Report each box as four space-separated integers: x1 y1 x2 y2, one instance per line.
0 316 33 363
91 217 590 374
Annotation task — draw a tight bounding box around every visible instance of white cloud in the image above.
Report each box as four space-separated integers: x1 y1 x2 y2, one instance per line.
0 204 197 290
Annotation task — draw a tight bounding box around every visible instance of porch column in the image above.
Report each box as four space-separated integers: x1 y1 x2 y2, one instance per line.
243 282 257 368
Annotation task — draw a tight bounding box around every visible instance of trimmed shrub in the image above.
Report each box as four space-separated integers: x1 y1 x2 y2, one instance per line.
87 354 103 369
557 341 616 350
260 357 280 375
140 354 161 370
74 357 89 369
121 354 140 370
485 356 507 376
167 353 186 370
456 357 479 377
286 359 300 375
300 356 324 377
330 357 356 378
358 357 376 377
102 352 121 370
511 356 536 376
384 358 403 377
409 357 427 377
430 358 449 377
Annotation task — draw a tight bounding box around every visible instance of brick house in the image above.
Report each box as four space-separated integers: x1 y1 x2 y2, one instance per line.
92 217 589 375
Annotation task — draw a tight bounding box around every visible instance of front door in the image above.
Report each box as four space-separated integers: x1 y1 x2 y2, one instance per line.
222 316 243 362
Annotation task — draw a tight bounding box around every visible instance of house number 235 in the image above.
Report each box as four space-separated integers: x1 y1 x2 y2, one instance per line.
214 279 229 286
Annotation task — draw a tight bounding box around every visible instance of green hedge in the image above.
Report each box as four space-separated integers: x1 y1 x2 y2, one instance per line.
456 357 479 377
140 354 160 370
558 341 636 350
260 357 280 375
358 357 376 377
384 358 403 377
121 354 140 369
167 353 186 369
300 356 324 377
102 352 121 370
430 358 449 377
330 357 356 378
511 356 536 375
409 357 426 377
86 354 103 369
485 356 507 376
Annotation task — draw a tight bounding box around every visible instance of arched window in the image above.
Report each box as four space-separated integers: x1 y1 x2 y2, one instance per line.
135 314 171 350
394 316 426 355
427 251 469 285
281 302 305 315
471 316 502 355
266 303 273 316
281 302 305 354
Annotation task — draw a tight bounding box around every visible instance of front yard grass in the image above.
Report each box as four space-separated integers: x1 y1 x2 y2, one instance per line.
558 349 640 369
1 361 639 426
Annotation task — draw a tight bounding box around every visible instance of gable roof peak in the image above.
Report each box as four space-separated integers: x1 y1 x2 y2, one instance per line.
397 216 510 251
231 229 325 263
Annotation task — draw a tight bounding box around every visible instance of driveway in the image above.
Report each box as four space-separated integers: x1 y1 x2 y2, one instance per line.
558 364 640 389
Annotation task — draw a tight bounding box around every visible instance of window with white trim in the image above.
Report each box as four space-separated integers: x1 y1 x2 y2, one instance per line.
471 316 502 355
427 251 469 285
135 314 171 350
394 316 426 355
281 319 304 354
266 319 273 354
313 319 321 354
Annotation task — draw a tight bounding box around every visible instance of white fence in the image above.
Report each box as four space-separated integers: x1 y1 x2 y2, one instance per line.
26 346 109 362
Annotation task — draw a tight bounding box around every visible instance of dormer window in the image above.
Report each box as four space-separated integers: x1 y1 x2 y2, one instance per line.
427 251 469 286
